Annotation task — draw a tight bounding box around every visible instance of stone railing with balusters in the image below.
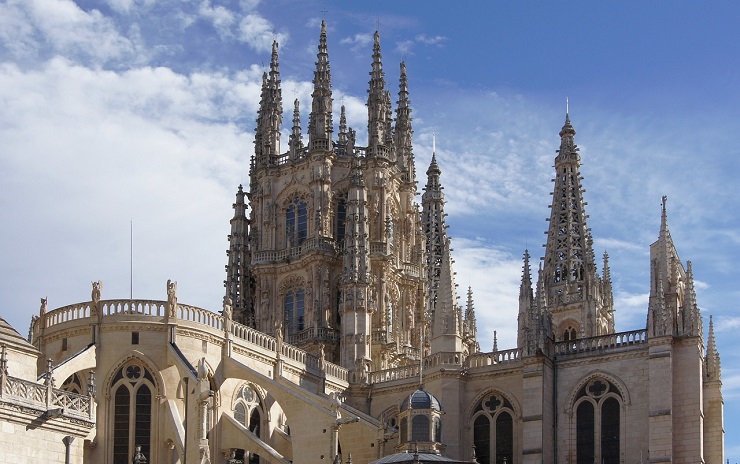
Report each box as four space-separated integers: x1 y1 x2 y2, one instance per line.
288 326 340 345
467 348 521 368
36 299 349 387
553 329 648 357
252 237 339 264
0 374 93 420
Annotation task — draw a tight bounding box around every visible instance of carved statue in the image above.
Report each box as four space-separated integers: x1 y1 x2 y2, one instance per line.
39 297 47 317
275 317 284 347
167 280 178 317
91 281 102 305
91 280 102 316
223 296 232 332
319 343 326 372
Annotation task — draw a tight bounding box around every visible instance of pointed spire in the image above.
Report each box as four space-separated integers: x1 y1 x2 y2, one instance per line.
308 20 333 151
706 315 721 380
395 61 415 183
542 113 608 338
289 99 303 160
338 104 348 147
225 185 253 326
492 330 498 352
254 42 282 167
464 286 478 350
367 30 390 158
518 250 534 349
422 148 450 342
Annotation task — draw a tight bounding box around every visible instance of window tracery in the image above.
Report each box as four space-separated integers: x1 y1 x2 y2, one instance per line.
109 361 156 464
471 393 515 464
574 378 622 464
286 198 308 247
233 384 264 464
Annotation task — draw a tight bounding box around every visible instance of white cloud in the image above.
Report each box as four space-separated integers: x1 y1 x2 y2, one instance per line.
238 14 287 53
451 237 522 349
3 0 139 64
340 33 373 54
199 0 236 38
415 34 446 46
0 57 268 333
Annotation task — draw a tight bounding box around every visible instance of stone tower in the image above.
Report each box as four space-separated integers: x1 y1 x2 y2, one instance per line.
536 113 614 341
224 23 472 377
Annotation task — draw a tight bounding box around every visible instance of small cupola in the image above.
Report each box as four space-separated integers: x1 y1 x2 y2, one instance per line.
397 387 443 454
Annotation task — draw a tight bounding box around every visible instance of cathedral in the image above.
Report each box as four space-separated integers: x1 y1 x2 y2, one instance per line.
0 22 724 464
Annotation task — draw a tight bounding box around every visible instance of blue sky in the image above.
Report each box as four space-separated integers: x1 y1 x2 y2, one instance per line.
1 0 739 457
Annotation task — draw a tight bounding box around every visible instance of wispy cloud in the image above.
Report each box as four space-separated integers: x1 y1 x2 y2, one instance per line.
238 14 287 53
0 0 139 64
340 33 373 54
394 33 447 54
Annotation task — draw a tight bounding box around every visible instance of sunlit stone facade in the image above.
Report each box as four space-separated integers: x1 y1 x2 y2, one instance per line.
2 23 724 464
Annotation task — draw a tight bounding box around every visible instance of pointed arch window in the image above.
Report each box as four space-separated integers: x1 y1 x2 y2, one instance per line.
470 394 516 464
286 198 308 247
284 288 305 335
233 384 264 464
574 378 622 464
110 362 156 464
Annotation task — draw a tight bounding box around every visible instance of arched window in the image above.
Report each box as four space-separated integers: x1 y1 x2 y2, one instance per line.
286 198 308 247
563 326 577 341
233 384 264 464
470 394 516 464
284 288 305 335
574 378 622 464
110 362 156 464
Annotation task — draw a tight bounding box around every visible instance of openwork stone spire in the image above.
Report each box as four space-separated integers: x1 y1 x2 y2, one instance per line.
422 149 465 352
308 20 333 151
289 99 303 160
517 249 534 348
367 31 390 158
254 41 282 168
542 113 612 339
224 185 253 326
395 61 415 183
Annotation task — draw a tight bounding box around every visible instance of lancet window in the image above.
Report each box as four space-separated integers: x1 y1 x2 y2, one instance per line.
574 378 622 464
110 361 156 464
233 384 263 464
284 288 305 336
471 393 516 464
286 198 308 247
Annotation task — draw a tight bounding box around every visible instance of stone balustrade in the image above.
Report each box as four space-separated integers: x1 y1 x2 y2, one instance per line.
0 374 93 420
288 326 340 345
553 329 648 357
103 300 165 317
253 237 338 264
467 348 521 368
178 304 223 331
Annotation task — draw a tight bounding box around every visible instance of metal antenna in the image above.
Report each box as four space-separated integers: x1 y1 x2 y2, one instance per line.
566 97 569 115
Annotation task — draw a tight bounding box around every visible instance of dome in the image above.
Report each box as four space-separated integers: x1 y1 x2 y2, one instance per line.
400 387 441 412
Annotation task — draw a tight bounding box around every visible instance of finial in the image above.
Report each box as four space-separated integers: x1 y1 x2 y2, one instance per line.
566 96 569 116
493 330 498 352
432 132 436 155
321 9 328 20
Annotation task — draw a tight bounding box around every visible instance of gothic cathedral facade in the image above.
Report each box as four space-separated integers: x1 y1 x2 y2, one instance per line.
2 22 723 464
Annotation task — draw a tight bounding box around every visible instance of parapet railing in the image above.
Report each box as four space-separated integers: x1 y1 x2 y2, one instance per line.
35 300 349 384
467 348 521 368
553 329 648 357
0 374 93 420
288 326 340 345
252 237 339 264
